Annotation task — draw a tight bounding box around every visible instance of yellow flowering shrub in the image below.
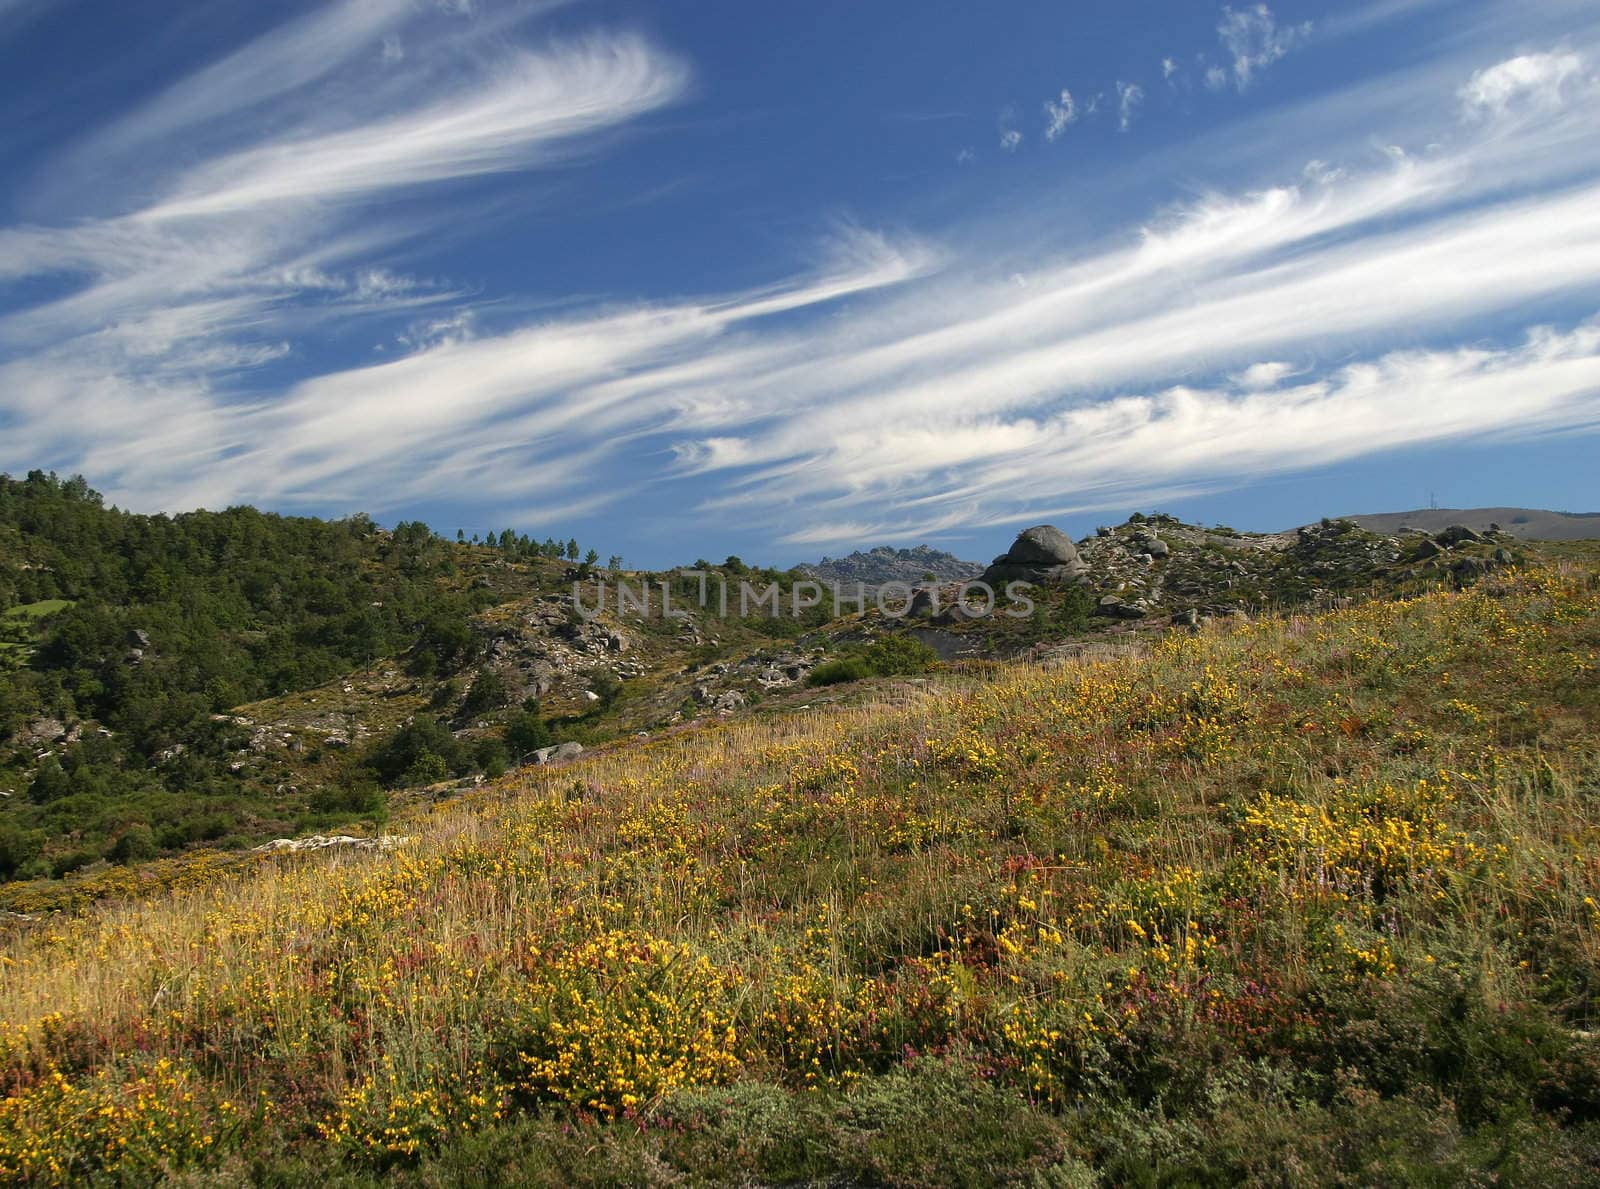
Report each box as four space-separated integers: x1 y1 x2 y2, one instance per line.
318 1056 506 1166
0 1059 228 1185
513 931 741 1114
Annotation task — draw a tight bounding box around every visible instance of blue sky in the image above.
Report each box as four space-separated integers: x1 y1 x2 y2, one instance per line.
2 0 1598 568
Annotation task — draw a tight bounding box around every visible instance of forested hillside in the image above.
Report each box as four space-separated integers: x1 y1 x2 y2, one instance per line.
0 473 565 878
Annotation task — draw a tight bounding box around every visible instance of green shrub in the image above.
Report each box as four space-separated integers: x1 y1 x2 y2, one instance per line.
808 657 876 686
808 634 939 686
0 823 40 880
862 634 939 676
26 758 71 804
107 823 158 864
504 705 552 758
461 670 510 718
364 715 469 787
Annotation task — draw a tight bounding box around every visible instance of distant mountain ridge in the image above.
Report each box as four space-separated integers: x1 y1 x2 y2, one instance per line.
797 544 983 587
1341 507 1600 541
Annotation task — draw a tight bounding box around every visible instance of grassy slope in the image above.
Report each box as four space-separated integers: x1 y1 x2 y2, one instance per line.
0 602 74 622
1 565 1599 1184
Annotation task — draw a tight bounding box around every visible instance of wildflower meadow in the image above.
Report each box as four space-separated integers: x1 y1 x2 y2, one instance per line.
3 565 1600 1184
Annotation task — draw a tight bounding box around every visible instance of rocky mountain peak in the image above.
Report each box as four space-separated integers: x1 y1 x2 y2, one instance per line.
798 544 983 588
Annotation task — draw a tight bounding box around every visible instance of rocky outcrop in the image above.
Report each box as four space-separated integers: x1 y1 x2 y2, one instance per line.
1434 524 1486 547
799 544 983 588
17 717 66 747
981 526 1090 587
254 834 411 855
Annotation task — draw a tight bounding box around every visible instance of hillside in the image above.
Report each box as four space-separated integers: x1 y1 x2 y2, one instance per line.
0 473 839 880
1 562 1597 1184
1346 506 1600 541
0 475 1546 888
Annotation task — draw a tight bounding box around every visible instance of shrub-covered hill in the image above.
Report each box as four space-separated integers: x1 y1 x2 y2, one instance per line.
0 472 834 878
2 564 1598 1185
0 470 581 874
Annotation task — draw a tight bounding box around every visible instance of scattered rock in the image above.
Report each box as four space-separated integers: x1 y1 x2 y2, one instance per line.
1096 595 1145 620
530 741 585 765
1435 524 1485 547
254 834 410 855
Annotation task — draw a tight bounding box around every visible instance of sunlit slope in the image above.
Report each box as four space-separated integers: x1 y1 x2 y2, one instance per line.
2 565 1599 1184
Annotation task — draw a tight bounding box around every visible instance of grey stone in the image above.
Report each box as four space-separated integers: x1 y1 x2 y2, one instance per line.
20 717 65 745
531 741 585 765
1096 596 1144 620
1435 524 1485 547
981 525 1089 587
1006 525 1082 566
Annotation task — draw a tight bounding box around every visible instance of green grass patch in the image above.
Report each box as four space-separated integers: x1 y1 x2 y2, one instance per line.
0 598 73 621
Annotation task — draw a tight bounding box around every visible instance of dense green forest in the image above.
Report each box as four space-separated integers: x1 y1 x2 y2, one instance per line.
0 472 563 881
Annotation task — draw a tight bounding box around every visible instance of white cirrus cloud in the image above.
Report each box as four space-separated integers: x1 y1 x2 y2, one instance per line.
1043 89 1077 141
146 35 688 219
5 0 1600 550
1459 50 1586 118
1214 4 1313 92
1233 361 1299 389
1116 81 1144 131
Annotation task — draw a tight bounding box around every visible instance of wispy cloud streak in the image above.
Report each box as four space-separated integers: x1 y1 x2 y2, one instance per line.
3 4 1600 550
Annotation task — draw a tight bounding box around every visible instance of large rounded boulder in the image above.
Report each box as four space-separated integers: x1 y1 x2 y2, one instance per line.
981 524 1089 586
